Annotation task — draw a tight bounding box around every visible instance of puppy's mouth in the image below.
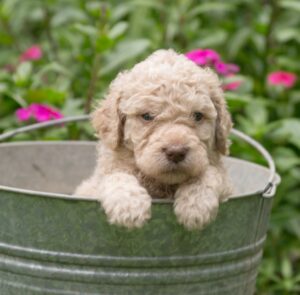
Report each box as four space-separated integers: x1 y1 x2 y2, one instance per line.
161 161 187 173
149 160 192 184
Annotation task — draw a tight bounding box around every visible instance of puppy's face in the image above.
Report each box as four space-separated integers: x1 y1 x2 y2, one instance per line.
120 85 217 184
92 50 232 185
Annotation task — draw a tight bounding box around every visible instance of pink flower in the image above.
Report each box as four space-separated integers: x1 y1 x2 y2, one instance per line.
267 71 297 88
16 108 32 121
185 49 220 66
225 63 240 74
16 104 63 122
185 48 239 76
223 80 242 91
20 45 43 62
215 61 228 75
215 62 240 76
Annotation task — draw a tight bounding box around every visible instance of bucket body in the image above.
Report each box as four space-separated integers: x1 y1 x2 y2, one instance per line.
0 142 277 295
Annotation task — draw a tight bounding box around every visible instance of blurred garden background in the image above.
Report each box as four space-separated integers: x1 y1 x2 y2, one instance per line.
0 0 299 293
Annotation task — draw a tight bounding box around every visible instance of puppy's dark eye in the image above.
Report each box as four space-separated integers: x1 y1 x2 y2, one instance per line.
141 113 154 121
193 112 203 122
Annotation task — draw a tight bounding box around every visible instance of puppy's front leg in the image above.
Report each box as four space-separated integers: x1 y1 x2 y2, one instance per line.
174 166 230 230
98 173 151 229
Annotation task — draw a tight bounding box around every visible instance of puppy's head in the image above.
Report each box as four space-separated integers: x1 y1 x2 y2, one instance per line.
92 49 232 184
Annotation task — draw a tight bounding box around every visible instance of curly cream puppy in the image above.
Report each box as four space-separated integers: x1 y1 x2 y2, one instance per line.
75 49 232 230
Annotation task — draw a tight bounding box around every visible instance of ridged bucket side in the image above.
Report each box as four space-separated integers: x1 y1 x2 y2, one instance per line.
0 268 258 295
0 189 273 295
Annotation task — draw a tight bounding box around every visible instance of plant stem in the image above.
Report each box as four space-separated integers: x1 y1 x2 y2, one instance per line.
0 18 22 53
44 8 60 62
264 0 279 74
84 3 109 113
85 54 101 113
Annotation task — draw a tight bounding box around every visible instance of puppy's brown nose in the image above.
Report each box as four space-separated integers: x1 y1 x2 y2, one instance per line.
163 145 189 163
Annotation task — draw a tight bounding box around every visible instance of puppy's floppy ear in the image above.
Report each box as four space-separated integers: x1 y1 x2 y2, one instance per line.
205 69 233 155
91 90 124 150
212 88 232 155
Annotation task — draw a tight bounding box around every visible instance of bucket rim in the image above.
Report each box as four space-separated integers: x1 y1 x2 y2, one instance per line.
0 116 280 198
0 140 280 203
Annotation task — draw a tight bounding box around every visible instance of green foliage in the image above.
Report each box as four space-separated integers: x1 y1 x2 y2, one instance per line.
0 0 299 293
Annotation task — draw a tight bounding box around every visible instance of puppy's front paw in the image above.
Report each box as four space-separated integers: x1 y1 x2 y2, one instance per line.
174 187 219 230
101 187 151 229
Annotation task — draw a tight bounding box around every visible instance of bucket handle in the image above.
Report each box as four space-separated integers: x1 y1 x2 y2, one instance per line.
0 115 278 198
230 129 279 197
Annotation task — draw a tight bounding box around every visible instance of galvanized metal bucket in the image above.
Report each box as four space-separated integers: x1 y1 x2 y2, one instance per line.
0 116 280 295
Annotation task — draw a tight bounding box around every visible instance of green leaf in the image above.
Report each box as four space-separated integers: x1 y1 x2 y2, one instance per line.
228 28 251 58
0 30 13 45
188 2 236 17
111 3 131 21
61 99 83 116
0 82 8 93
85 1 103 16
101 39 150 75
277 56 300 71
267 119 300 149
225 93 251 109
195 30 227 48
13 62 32 86
37 62 70 76
279 0 300 12
52 8 88 27
109 22 128 39
273 147 300 171
129 0 165 11
25 88 66 105
0 0 19 17
235 115 258 136
281 257 293 279
7 92 27 107
287 217 300 239
72 23 97 37
0 114 15 130
96 34 114 53
275 27 300 43
251 34 265 53
245 101 268 126
31 62 71 89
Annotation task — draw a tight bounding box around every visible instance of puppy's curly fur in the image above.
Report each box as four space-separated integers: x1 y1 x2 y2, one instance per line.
75 49 233 230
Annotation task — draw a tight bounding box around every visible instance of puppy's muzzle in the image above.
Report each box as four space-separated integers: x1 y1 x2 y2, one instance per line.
162 145 189 163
